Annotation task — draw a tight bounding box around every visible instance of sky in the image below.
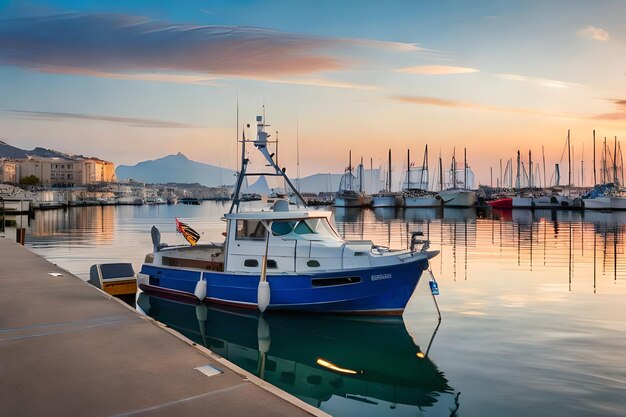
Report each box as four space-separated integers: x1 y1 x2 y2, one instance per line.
1 0 625 186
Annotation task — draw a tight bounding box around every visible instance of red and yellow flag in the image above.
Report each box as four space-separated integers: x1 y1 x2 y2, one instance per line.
175 218 200 246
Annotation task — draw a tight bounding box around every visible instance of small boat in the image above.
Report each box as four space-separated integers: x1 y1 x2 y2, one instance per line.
138 115 439 314
180 197 202 205
89 263 137 299
487 197 513 209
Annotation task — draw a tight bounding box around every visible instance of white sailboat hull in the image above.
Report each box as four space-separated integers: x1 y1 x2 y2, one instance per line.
437 189 477 207
584 196 626 210
403 196 442 208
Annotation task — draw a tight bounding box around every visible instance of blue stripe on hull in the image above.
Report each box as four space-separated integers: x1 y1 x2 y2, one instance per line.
140 257 428 313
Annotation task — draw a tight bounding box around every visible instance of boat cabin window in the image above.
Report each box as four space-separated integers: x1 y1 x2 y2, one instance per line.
244 259 259 267
236 220 266 240
269 218 342 241
271 221 296 236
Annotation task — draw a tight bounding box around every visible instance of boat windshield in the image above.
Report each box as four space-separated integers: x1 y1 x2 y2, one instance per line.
271 218 341 241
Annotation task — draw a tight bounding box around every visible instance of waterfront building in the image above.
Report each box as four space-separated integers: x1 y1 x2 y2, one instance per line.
0 160 17 183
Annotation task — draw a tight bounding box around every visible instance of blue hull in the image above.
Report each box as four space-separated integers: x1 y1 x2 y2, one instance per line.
140 258 429 315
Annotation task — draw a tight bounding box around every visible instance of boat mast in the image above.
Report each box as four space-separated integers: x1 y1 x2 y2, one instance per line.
567 129 571 189
229 127 249 213
542 146 546 189
464 147 467 189
348 150 353 190
360 157 364 193
439 154 443 192
387 149 392 192
230 115 307 213
516 150 521 191
422 145 429 190
529 150 533 188
593 130 596 185
406 149 411 190
614 136 618 185
452 147 457 189
499 158 503 190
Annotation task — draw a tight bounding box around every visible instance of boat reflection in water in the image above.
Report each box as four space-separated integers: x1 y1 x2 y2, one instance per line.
136 293 457 416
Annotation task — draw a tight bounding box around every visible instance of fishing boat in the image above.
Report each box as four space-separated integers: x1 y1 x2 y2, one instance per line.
138 115 439 314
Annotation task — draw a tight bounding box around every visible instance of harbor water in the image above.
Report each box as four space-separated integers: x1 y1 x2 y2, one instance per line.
18 203 626 417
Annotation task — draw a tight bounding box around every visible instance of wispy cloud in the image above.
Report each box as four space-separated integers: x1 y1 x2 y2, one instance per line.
259 76 377 90
591 98 626 120
37 66 222 85
578 25 610 42
0 13 343 78
397 65 479 75
347 38 429 53
392 95 576 119
0 12 429 85
497 73 584 88
5 109 197 128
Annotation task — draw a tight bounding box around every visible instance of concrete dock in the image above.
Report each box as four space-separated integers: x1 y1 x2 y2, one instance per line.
0 237 329 417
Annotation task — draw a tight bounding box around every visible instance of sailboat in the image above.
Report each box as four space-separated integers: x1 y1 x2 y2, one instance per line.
371 149 400 207
583 133 626 210
403 146 442 208
437 148 477 207
138 114 439 314
334 152 370 207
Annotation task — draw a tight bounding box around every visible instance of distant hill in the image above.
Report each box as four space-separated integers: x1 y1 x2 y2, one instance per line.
116 153 236 187
0 140 74 159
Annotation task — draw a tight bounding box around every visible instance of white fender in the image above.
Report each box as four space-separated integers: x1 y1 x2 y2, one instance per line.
194 274 207 301
257 281 271 313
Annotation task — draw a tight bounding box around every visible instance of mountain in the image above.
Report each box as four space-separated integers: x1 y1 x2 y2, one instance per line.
0 140 81 159
116 153 236 187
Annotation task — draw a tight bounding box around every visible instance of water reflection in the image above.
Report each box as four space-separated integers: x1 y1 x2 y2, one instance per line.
136 293 458 416
332 207 626 293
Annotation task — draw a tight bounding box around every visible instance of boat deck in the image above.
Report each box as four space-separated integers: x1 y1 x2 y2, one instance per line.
0 237 327 417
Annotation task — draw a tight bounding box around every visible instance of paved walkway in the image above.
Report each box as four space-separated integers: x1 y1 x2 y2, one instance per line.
0 237 328 417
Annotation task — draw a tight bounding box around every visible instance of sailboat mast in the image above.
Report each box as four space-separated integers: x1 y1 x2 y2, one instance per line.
593 130 597 186
360 157 364 193
423 145 429 190
406 149 410 190
567 130 571 188
614 136 618 184
516 150 521 191
349 150 353 190
388 149 392 192
529 150 533 188
439 154 443 192
542 146 546 189
452 147 457 189
464 147 467 189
